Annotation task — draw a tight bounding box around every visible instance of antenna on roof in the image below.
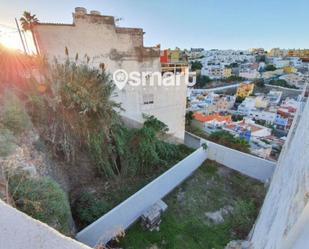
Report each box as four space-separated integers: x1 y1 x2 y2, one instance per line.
115 17 123 26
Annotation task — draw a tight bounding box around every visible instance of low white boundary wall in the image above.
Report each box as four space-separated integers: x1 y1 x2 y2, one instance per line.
0 200 91 249
76 147 208 247
77 133 276 247
185 131 276 182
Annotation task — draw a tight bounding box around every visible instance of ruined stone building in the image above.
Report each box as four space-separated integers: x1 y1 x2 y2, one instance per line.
32 7 188 141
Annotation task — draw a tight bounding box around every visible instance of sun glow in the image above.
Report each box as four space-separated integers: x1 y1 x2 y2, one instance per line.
0 28 35 53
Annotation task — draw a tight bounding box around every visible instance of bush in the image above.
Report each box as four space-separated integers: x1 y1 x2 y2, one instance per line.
1 91 31 134
265 64 276 71
26 60 122 174
9 175 72 234
191 61 203 71
0 128 17 157
195 75 212 88
73 192 111 228
231 114 244 122
253 79 265 88
223 76 245 83
269 79 298 89
231 200 257 238
208 131 250 153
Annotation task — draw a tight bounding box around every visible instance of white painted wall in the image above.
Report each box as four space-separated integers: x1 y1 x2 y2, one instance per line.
0 200 91 249
76 147 208 246
184 132 276 182
250 99 309 249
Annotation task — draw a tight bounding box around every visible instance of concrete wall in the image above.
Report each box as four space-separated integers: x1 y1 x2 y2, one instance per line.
33 8 187 141
76 147 208 247
185 132 276 182
250 98 309 249
0 200 91 249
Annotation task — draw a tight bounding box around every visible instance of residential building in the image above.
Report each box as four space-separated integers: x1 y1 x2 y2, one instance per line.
261 69 284 80
276 97 300 130
279 73 306 88
288 57 303 68
268 48 288 57
283 66 297 74
272 58 290 68
201 65 230 79
216 95 236 111
266 91 282 105
250 138 273 159
287 49 309 59
250 48 266 55
239 69 260 79
192 112 232 132
223 67 232 78
223 118 272 139
248 109 277 124
274 115 289 130
237 97 256 114
33 7 188 141
187 48 205 60
255 95 269 109
236 83 255 98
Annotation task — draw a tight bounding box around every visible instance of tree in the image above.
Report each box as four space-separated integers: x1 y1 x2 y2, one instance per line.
265 64 276 71
208 131 250 153
256 55 266 63
269 79 298 89
9 175 72 234
195 75 212 88
26 59 122 177
191 61 203 71
253 78 265 88
224 75 245 83
232 114 244 122
20 11 39 54
235 96 245 103
185 111 194 126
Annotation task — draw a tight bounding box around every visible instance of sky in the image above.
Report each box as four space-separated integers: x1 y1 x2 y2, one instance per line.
0 0 308 51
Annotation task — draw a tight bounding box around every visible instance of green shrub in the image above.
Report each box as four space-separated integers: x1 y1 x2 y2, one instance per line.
26 60 121 164
0 128 17 157
73 192 111 228
202 161 218 176
9 175 72 234
208 131 250 153
230 200 257 238
1 91 31 134
269 79 298 89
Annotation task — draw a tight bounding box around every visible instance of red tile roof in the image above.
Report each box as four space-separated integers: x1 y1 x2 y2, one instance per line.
193 112 232 123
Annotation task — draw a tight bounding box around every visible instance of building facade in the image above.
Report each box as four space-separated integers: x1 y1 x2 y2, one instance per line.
236 83 255 98
33 7 188 140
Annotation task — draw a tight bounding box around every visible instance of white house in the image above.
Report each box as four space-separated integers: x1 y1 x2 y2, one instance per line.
248 109 277 124
272 58 290 68
239 69 260 79
237 97 256 115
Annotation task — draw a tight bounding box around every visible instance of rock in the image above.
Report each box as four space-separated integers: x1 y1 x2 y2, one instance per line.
148 245 159 249
177 191 185 204
205 205 234 224
225 240 252 249
22 164 37 177
205 210 224 224
221 205 234 215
